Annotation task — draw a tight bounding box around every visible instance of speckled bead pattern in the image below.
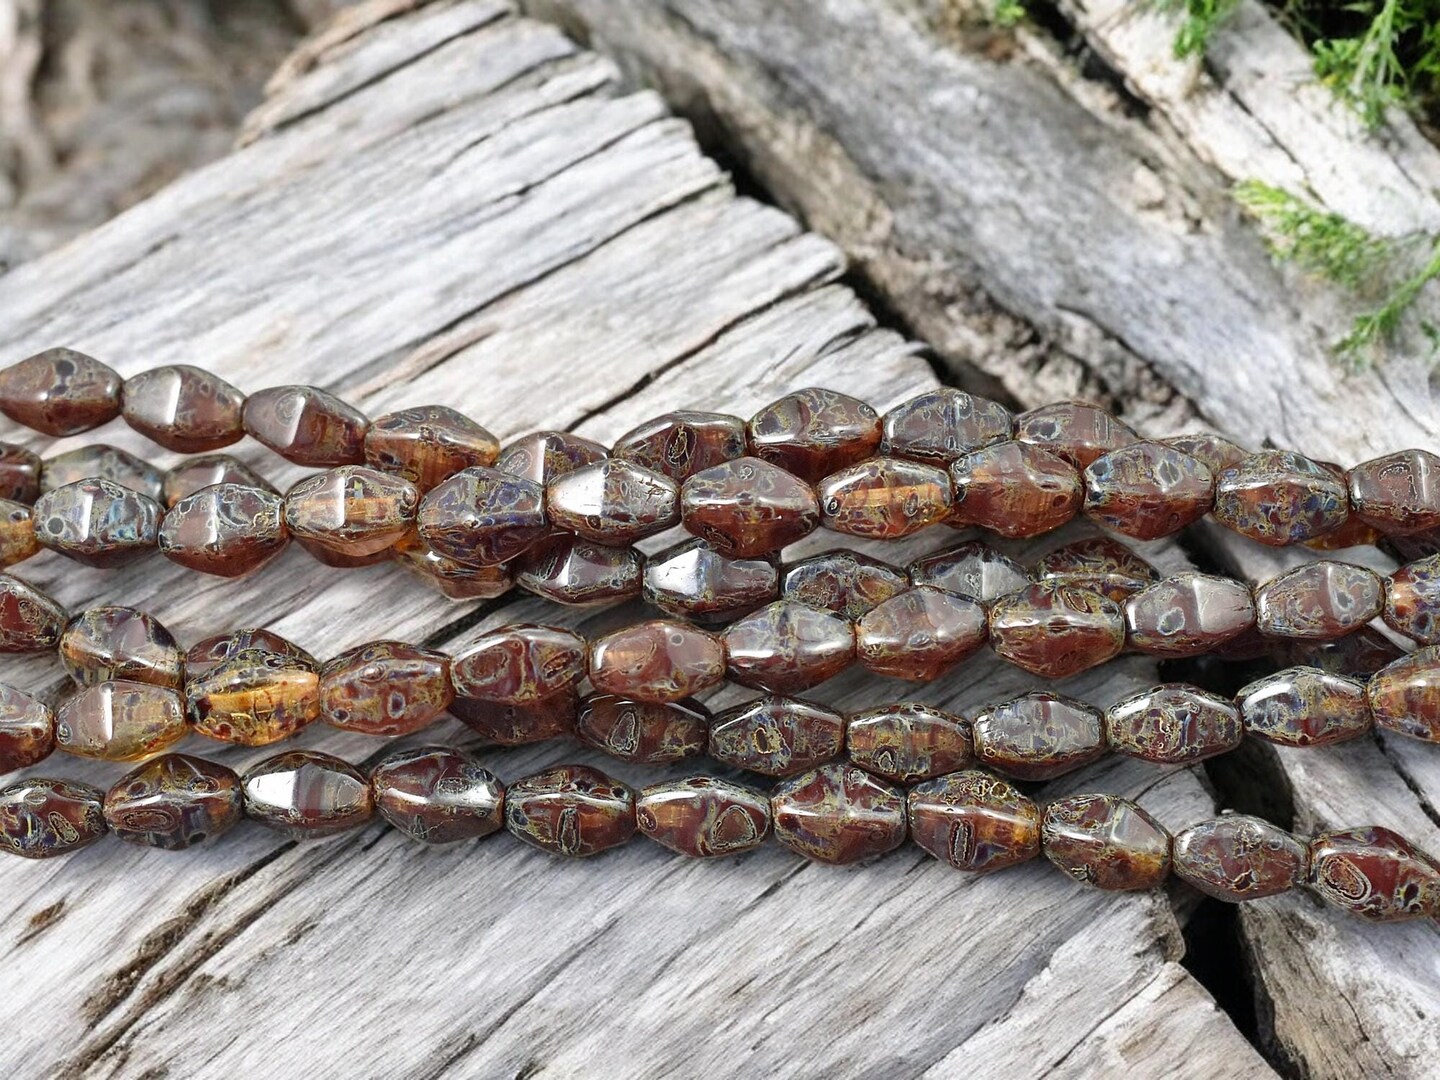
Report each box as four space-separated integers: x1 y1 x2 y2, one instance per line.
1032 538 1159 602
504 765 635 857
611 410 748 481
988 583 1125 679
816 457 952 539
1104 685 1243 764
451 689 577 746
1082 442 1214 540
363 406 500 492
880 388 1013 465
587 621 726 703
242 385 368 466
515 534 643 607
0 575 60 655
854 586 987 681
186 648 321 747
0 684 55 774
643 538 777 621
1237 668 1373 746
970 692 1106 781
283 465 419 557
1213 450 1349 546
185 628 315 678
0 777 107 858
908 770 1041 874
636 777 771 858
1015 401 1138 469
320 641 453 736
845 703 972 783
770 763 906 865
576 695 709 764
1172 816 1308 902
0 443 42 503
370 747 505 844
1041 794 1171 891
451 625 586 705
780 549 908 620
1366 646 1440 741
949 441 1081 538
32 478 160 568
1383 554 1440 645
0 500 38 568
121 365 245 452
159 483 289 577
103 753 243 850
58 606 183 689
392 530 514 600
417 466 548 567
747 387 882 482
707 695 846 777
0 349 121 436
494 431 607 486
1308 826 1440 922
908 542 1030 605
41 444 165 500
1161 433 1247 475
545 459 679 544
680 457 819 558
723 600 855 694
1124 573 1256 656
55 681 188 760
162 454 276 507
1347 449 1440 535
1255 561 1383 640
242 750 374 839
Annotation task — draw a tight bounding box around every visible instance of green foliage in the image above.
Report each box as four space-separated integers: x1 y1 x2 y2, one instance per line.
1151 0 1243 57
993 0 1027 27
1335 239 1440 365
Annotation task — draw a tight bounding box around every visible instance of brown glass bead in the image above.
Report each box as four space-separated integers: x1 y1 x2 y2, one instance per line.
242 385 367 466
0 499 37 567
0 777 106 858
724 600 855 694
1015 401 1138 469
0 575 67 652
162 454 276 507
1347 449 1440 535
505 764 635 857
243 750 373 840
988 583 1125 678
159 483 288 577
1213 450 1349 546
709 695 845 776
1124 573 1256 656
299 540 412 569
817 457 953 539
319 641 452 736
371 746 504 844
908 541 1029 605
0 442 41 503
451 625 586 705
643 538 776 621
121 365 245 452
576 695 708 764
971 692 1106 780
187 649 320 747
1302 513 1384 551
59 606 182 689
949 442 1082 538
0 684 55 774
451 688 577 745
515 534 642 606
855 587 987 681
908 771 1041 874
1161 433 1247 475
32 478 160 568
55 680 187 761
0 348 121 435
1082 442 1213 540
636 777 771 858
363 405 500 492
880 388 1013 466
681 457 819 558
747 387 881 482
417 466 548 567
588 619 726 703
546 459 679 544
1383 555 1440 645
1173 815 1307 902
1033 537 1159 602
1278 627 1405 678
391 529 513 600
185 629 315 679
771 763 906 864
1041 794 1171 891
1255 561 1382 640
40 444 165 501
1367 646 1440 742
1105 684 1243 764
1238 667 1372 746
495 431 608 485
612 410 748 481
103 753 243 850
1309 826 1440 922
846 703 972 783
283 465 418 557
780 549 907 619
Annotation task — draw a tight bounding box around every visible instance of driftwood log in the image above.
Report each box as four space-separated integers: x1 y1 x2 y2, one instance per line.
0 1 1433 1076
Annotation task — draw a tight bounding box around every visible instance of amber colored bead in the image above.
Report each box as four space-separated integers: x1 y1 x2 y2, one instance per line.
0 685 55 774
103 753 243 850
1124 573 1255 656
1237 667 1371 747
643 538 776 621
242 385 367 466
880 388 1013 466
1302 513 1384 551
59 606 182 689
576 695 708 764
495 431 608 485
0 442 41 503
612 410 748 481
950 442 1081 538
1367 646 1440 742
1017 401 1138 468
588 619 726 703
0 348 121 435
0 499 37 567
1347 449 1440 535
1033 537 1159 602
243 750 373 839
363 406 499 492
546 459 679 544
515 534 642 606
54 680 187 761
780 549 907 620
988 583 1125 678
1278 627 1405 678
159 483 288 577
452 688 577 745
185 628 315 679
40 444 165 501
858 587 987 682
817 457 953 539
120 365 245 452
0 575 67 653
451 625 586 705
1383 555 1440 644
1172 815 1307 902
637 777 771 858
505 764 635 857
747 387 881 482
971 692 1105 780
32 478 160 568
1082 442 1213 540
1255 561 1382 641
908 542 1029 605
1041 794 1171 891
162 454 276 507
319 641 452 736
417 466 548 567
709 695 845 776
771 763 906 864
680 457 819 557
283 466 418 557
1105 684 1243 764
371 746 504 844
1309 826 1440 922
187 649 320 747
1162 433 1247 475
391 529 513 600
724 600 855 694
300 536 391 570
908 771 1041 874
0 777 106 858
846 703 972 783
1213 450 1349 546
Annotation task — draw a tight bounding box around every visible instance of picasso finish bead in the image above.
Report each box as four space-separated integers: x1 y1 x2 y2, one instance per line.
771 763 906 864
363 405 500 491
32 479 161 568
1382 555 1440 645
391 530 514 600
1041 794 1171 891
780 549 908 620
186 649 321 746
588 620 726 703
0 575 67 652
494 430 608 485
103 754 243 850
243 751 374 840
1347 449 1440 535
1123 573 1256 656
908 542 1030 605
121 365 245 452
723 600 855 694
1032 537 1159 602
816 457 953 539
1254 561 1383 640
545 459 679 544
845 703 972 783
907 771 1042 874
59 606 183 689
1161 433 1247 475
54 681 188 761
575 695 709 764
636 777 771 858
319 641 453 736
708 695 846 777
0 442 42 503
417 466 548 567
880 388 1013 465
970 692 1106 780
987 583 1125 679
0 778 106 858
0 348 121 435
1104 685 1243 764
283 466 419 556
1237 667 1372 746
158 484 289 577
1172 815 1308 902
0 685 55 774
40 444 165 501
504 765 635 857
1082 442 1214 540
161 454 276 507
1213 450 1349 546
1015 401 1138 469
612 410 747 481
855 587 987 681
1309 826 1440 922
680 457 819 558
643 538 777 621
185 628 315 679
949 442 1081 538
0 500 37 567
451 625 586 705
515 534 642 606
453 687 577 744
747 387 882 482
370 747 505 844
1366 646 1440 742
242 385 368 466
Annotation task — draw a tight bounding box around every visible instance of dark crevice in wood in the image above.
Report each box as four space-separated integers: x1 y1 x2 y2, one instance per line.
1018 0 1153 122
1178 898 1267 1062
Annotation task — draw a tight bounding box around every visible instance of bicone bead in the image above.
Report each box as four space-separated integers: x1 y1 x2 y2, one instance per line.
185 628 315 679
319 641 452 736
1172 815 1307 902
949 442 1081 538
855 587 987 681
363 406 500 492
971 692 1106 780
186 649 320 746
588 620 726 703
1033 537 1159 602
243 750 374 840
724 600 855 694
0 499 38 567
1161 433 1247 474
1309 826 1440 922
0 348 121 435
159 484 288 577
494 430 608 485
1041 794 1171 891
515 534 642 607
780 549 907 619
1278 628 1404 679
40 444 165 501
242 385 368 466
283 466 418 557
0 442 42 503
771 763 906 864
371 746 504 844
1015 401 1138 469
845 703 972 783
747 387 881 482
0 685 55 774
451 689 576 745
1383 555 1440 644
708 695 845 776
1366 646 1440 742
612 410 747 481
817 457 953 539
636 777 771 857
575 695 708 764
1213 450 1349 546
643 538 776 621
504 765 635 857
1347 449 1440 535
162 454 276 507
32 479 161 568
545 459 679 544
0 778 106 858
103 753 243 850
0 575 67 652
417 466 548 567
1082 442 1214 540
59 606 182 689
988 583 1125 678
451 625 586 705
880 388 1013 466
1255 561 1382 640
1237 667 1372 746
121 365 245 452
908 542 1029 605
391 530 513 600
908 771 1041 873
54 681 187 761
1124 573 1256 656
1104 685 1243 764
680 457 819 557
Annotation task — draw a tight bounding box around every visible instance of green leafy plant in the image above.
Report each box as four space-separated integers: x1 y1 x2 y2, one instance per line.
993 0 1027 27
1151 0 1243 57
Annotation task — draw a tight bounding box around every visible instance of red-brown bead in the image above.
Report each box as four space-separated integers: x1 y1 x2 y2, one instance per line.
855 587 987 681
971 692 1106 780
575 695 709 764
681 457 819 558
1347 449 1440 535
747 387 881 482
451 625 585 705
708 695 845 777
504 765 635 857
320 641 452 736
771 763 906 865
1309 826 1440 922
908 771 1041 874
845 703 972 783
0 348 122 435
588 620 726 703
817 457 953 539
1255 561 1383 640
612 411 747 481
881 388 1013 465
950 441 1082 538
1015 401 1138 468
1124 573 1256 656
242 385 368 466
1082 442 1214 540
1173 815 1307 902
724 600 855 694
636 777 770 858
363 406 500 492
121 365 245 452
988 583 1125 678
1041 794 1171 891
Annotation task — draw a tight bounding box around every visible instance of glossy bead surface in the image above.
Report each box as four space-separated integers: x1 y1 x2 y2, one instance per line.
103 753 242 850
121 365 245 452
681 457 819 557
59 606 182 689
724 600 855 694
988 583 1125 678
1213 450 1349 546
1237 667 1372 746
709 695 845 776
546 459 679 543
186 649 320 746
0 442 41 503
817 457 952 539
451 625 586 705
1255 561 1382 640
1347 449 1440 535
320 641 452 736
184 628 314 679
576 695 708 764
855 587 987 681
494 431 608 485
159 483 288 577
32 478 160 568
846 703 972 783
908 771 1041 873
780 549 907 619
515 534 642 606
643 538 776 621
504 765 635 857
363 406 499 491
0 575 67 652
0 685 55 774
0 778 106 858
0 500 37 567
40 444 165 501
1173 815 1307 901
371 747 504 844
880 388 1013 465
908 542 1029 605
1041 794 1171 891
162 454 276 507
0 348 121 435
612 410 747 481
451 689 576 745
1124 573 1256 656
771 763 906 864
1383 555 1440 644
242 385 367 466
54 681 187 761
1161 433 1247 474
391 530 513 600
1105 684 1243 764
283 465 418 556
1367 646 1440 742
1082 442 1213 540
1033 537 1159 602
1278 628 1404 678
949 442 1081 538
1309 827 1440 922
243 750 373 839
971 692 1106 780
1015 401 1138 469
417 466 548 567
636 777 771 857
588 620 726 703
747 387 881 482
